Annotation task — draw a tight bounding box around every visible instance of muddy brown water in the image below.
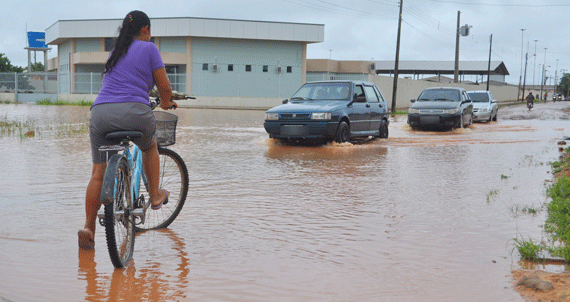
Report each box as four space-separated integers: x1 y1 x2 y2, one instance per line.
1 102 569 301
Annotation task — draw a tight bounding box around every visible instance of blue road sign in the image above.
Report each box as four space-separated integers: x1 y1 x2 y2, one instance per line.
28 32 47 48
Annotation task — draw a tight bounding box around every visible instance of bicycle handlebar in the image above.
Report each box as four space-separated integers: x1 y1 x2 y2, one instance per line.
149 89 196 110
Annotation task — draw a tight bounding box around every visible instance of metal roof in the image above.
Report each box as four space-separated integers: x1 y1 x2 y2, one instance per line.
46 17 325 45
373 60 509 76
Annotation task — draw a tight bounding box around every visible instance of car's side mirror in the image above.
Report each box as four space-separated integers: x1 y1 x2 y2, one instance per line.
410 99 416 103
282 99 288 104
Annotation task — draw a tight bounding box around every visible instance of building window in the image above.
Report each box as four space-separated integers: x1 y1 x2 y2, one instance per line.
263 65 268 72
287 66 292 73
228 64 234 71
202 63 208 71
105 38 114 51
245 65 252 72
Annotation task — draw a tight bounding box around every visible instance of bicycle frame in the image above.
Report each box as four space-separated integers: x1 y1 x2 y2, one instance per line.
98 142 149 224
125 144 148 204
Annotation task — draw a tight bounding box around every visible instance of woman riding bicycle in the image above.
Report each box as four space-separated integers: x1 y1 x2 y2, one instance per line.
79 10 178 249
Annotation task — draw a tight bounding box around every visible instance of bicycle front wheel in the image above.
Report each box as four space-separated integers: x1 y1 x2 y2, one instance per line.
102 155 135 268
135 147 189 231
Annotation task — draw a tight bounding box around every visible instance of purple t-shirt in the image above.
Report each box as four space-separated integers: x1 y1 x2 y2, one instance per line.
94 39 165 107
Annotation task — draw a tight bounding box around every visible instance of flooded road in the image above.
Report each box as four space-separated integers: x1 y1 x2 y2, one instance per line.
1 102 569 301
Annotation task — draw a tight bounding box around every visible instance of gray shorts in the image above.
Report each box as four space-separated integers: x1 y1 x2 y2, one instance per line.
89 102 156 164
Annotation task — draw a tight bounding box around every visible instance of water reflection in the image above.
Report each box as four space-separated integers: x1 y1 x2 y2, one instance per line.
78 229 189 302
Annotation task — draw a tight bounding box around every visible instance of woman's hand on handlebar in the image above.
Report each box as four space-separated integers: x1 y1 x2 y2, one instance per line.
160 99 178 110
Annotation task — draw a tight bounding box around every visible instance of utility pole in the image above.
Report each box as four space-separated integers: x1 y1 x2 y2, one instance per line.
541 48 547 100
533 40 538 91
518 29 525 102
555 59 559 95
486 34 492 91
391 0 403 114
522 52 528 100
454 11 461 83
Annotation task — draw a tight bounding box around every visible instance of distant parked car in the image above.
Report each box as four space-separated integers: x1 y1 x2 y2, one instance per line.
263 81 390 143
467 90 498 122
407 87 473 130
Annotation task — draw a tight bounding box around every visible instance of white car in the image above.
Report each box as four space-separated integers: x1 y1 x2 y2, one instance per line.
467 90 498 122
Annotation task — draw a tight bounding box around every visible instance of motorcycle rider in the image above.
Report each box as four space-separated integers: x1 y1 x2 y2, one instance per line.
526 91 535 109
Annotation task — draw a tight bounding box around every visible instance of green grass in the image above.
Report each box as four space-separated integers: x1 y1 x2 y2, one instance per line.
545 177 570 244
1 114 88 139
512 148 570 263
35 99 93 106
486 189 499 203
0 99 23 104
0 115 36 138
513 237 542 261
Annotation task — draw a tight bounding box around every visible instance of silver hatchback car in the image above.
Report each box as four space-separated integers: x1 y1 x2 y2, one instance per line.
467 90 498 122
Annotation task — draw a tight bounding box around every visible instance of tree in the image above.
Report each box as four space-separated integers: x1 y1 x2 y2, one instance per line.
558 73 570 97
31 62 44 72
0 53 33 92
0 53 23 72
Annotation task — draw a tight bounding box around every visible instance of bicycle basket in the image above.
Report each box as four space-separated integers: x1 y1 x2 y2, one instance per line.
154 111 178 147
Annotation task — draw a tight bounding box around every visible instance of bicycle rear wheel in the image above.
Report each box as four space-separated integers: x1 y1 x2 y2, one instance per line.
102 155 135 268
135 147 189 231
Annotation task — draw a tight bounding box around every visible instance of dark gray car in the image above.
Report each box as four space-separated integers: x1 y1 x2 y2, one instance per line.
407 87 473 130
264 81 390 143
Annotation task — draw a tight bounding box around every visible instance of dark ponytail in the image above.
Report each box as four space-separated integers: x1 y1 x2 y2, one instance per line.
103 10 151 74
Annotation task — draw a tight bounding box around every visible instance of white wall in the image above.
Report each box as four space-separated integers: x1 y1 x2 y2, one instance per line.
368 74 519 110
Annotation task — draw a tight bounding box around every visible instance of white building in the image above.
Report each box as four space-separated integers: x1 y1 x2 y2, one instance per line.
45 17 324 108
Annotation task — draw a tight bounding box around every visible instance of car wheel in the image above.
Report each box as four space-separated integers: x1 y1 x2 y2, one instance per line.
456 115 464 129
335 121 350 143
493 111 498 121
488 113 492 123
379 120 389 139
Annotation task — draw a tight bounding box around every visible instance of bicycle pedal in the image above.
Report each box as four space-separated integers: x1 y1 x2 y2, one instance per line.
132 208 145 217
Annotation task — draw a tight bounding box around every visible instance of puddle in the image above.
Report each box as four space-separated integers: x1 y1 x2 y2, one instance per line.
0 103 568 301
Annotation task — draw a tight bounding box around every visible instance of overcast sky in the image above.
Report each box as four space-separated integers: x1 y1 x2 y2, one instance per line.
2 0 569 85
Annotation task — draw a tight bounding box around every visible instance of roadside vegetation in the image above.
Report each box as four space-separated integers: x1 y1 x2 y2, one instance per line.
0 99 93 106
513 146 570 263
35 99 93 106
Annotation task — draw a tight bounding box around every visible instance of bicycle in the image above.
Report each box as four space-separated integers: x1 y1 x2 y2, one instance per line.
97 95 192 268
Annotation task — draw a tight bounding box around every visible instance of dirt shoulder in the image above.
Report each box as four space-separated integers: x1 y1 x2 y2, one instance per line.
510 101 570 301
513 270 570 302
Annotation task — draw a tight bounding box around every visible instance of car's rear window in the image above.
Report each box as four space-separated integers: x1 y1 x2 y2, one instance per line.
292 83 351 100
417 89 460 102
467 92 489 102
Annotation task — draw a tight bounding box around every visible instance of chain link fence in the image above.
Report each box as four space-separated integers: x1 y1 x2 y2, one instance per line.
0 72 187 95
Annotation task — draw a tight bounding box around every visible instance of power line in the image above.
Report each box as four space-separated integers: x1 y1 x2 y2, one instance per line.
282 0 397 19
428 0 570 7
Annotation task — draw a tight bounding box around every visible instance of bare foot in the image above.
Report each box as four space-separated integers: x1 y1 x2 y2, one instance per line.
78 229 95 250
151 189 170 210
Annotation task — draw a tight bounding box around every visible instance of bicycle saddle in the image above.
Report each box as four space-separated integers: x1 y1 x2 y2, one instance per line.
105 131 144 141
